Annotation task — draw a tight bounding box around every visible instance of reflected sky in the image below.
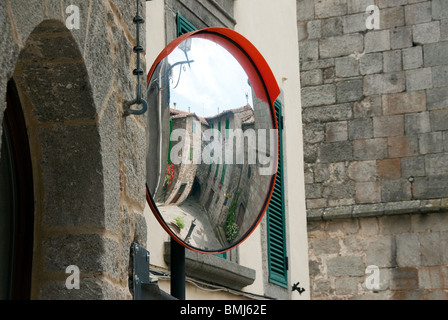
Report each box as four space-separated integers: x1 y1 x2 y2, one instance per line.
168 38 253 118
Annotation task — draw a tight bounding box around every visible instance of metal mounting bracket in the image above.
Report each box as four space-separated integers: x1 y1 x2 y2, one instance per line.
131 243 176 300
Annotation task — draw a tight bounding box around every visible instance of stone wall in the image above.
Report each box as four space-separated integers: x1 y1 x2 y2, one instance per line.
298 0 448 299
0 0 148 299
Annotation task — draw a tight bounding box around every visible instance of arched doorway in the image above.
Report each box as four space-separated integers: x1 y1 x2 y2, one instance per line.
0 79 34 300
6 19 104 299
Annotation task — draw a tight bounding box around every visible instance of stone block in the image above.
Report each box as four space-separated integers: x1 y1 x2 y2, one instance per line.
326 121 348 142
401 156 426 178
354 96 382 118
327 256 365 277
419 233 442 266
404 112 431 134
413 21 441 44
322 17 344 38
348 160 377 181
301 84 336 107
39 125 107 228
402 46 423 70
405 68 433 91
427 87 448 109
381 179 412 202
305 183 323 199
441 19 448 41
432 0 448 20
360 52 383 75
297 21 307 42
429 109 448 131
320 34 364 58
390 267 419 290
377 158 401 180
366 236 394 267
396 234 421 267
373 115 404 138
419 132 443 154
347 0 375 14
336 79 363 103
383 50 402 72
310 237 341 255
363 72 405 95
356 181 381 203
388 136 419 158
348 118 374 140
44 234 120 276
419 266 448 290
335 56 360 78
302 103 353 123
432 65 448 88
301 69 323 87
297 0 315 21
380 214 411 235
343 13 368 34
319 141 353 163
308 20 322 39
412 176 448 199
382 91 426 115
301 58 335 71
335 277 359 295
365 30 391 53
307 198 327 209
423 41 448 67
405 2 433 25
380 6 405 29
425 153 448 176
303 122 325 144
390 26 413 49
314 164 330 183
353 138 388 160
299 39 319 62
315 0 348 19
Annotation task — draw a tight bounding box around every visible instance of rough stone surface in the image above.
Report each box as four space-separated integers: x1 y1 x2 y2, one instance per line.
0 0 150 300
300 0 448 300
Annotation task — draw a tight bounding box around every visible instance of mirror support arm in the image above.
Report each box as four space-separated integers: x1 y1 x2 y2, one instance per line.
124 0 148 116
170 238 186 300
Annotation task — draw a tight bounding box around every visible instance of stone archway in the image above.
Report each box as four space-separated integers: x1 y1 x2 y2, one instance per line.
10 19 122 300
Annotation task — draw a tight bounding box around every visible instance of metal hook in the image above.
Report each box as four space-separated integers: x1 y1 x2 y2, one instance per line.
123 0 148 117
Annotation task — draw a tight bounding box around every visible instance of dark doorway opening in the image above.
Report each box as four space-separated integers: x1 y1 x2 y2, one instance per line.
0 79 34 300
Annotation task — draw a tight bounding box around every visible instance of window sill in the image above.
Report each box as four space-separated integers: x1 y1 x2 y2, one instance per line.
163 242 256 290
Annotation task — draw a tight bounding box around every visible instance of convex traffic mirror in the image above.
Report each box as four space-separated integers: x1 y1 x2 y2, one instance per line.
146 27 280 254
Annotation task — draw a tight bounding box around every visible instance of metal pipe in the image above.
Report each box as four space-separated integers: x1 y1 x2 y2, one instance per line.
170 238 185 300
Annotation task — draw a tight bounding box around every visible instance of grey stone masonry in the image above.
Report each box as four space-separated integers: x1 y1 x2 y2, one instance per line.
299 0 448 215
299 0 448 301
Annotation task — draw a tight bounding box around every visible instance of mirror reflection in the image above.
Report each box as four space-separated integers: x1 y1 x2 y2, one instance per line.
146 34 277 253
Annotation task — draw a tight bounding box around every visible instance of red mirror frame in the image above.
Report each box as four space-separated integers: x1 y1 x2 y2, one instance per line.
146 27 280 254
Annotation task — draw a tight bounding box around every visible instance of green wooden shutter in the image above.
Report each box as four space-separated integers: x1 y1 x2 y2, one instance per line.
177 13 197 36
267 100 288 288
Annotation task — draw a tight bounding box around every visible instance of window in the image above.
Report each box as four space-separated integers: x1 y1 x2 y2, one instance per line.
177 13 197 36
266 100 288 288
221 164 226 184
